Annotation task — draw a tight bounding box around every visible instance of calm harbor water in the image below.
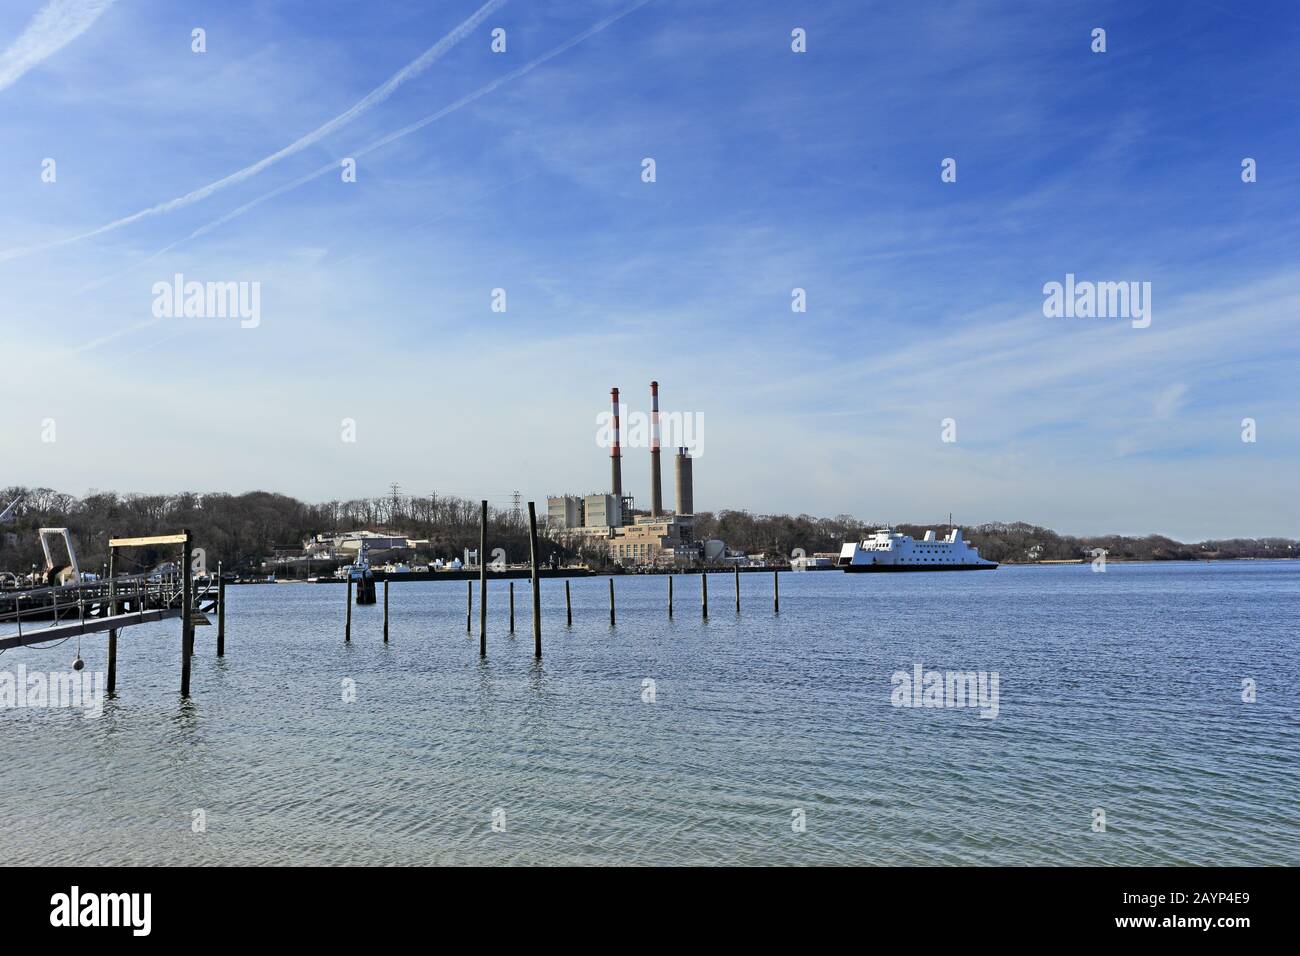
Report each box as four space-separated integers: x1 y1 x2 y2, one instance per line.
1 562 1296 866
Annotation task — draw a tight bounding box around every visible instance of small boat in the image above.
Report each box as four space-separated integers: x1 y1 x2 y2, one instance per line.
838 527 997 572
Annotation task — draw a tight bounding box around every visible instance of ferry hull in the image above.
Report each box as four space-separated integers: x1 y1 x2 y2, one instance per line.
843 563 997 572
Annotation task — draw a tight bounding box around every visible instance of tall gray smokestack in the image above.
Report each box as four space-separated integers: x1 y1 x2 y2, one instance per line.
674 447 693 516
610 387 622 504
649 381 662 517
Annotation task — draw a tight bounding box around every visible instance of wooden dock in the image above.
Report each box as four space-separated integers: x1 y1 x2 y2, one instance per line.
0 606 183 651
0 530 224 697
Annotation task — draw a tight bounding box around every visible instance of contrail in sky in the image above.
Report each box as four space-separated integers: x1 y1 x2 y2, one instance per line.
0 0 115 93
67 0 653 357
188 0 655 240
71 0 654 300
2 0 507 262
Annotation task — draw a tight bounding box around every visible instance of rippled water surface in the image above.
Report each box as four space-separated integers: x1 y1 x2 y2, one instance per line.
1 562 1296 865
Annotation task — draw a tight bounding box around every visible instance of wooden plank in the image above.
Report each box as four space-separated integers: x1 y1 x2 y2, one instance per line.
109 534 189 548
0 608 182 651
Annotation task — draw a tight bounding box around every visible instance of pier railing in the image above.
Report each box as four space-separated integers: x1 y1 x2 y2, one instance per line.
0 571 211 643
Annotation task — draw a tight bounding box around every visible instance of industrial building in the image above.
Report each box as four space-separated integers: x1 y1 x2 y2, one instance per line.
547 381 711 567
609 514 697 567
546 495 582 530
584 492 622 529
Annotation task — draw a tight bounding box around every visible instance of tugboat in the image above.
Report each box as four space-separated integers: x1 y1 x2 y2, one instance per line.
349 541 377 603
838 526 997 572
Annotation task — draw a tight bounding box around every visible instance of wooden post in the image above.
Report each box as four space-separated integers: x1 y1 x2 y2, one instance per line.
773 568 779 614
668 574 673 618
106 549 117 693
528 502 541 658
180 529 193 697
609 578 616 626
466 580 472 634
217 561 225 657
107 628 118 694
383 578 390 643
345 578 353 642
509 581 515 633
565 579 572 626
702 571 708 619
479 500 488 657
735 565 741 613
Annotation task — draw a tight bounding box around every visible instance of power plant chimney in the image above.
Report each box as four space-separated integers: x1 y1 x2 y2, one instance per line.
610 387 623 505
649 381 662 517
674 447 693 516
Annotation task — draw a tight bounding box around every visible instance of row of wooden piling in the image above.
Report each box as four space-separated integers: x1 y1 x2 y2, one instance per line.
350 532 783 657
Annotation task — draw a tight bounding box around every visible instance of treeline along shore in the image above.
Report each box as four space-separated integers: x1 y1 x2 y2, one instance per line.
1 487 1295 575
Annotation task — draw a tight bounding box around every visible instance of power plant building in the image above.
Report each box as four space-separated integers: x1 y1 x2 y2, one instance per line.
547 381 709 567
583 493 622 529
610 514 697 566
547 495 583 530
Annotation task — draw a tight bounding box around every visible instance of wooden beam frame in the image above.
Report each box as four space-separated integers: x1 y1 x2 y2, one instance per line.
109 534 189 548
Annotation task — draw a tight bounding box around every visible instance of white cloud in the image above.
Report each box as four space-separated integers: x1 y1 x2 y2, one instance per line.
1152 383 1188 420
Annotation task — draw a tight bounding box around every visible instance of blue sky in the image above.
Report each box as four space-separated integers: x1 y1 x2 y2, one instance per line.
1 0 1297 539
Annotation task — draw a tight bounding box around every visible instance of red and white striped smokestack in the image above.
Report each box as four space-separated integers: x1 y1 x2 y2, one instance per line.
610 387 623 500
649 380 662 517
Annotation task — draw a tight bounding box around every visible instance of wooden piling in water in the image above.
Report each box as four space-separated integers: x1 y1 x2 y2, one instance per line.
180 529 193 697
668 574 673 617
773 568 779 614
609 578 616 626
509 581 515 633
565 579 572 626
217 561 225 657
383 578 390 643
735 565 741 613
702 571 708 619
107 553 118 693
466 580 471 634
479 499 488 657
528 502 541 658
346 578 353 642
107 628 118 694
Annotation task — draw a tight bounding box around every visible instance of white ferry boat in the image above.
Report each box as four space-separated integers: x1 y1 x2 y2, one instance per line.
838 528 997 572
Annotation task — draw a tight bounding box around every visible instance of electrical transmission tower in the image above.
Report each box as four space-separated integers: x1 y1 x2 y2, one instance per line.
389 482 402 526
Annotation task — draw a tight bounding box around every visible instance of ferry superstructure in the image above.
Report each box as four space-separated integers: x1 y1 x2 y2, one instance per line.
838 528 997 572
